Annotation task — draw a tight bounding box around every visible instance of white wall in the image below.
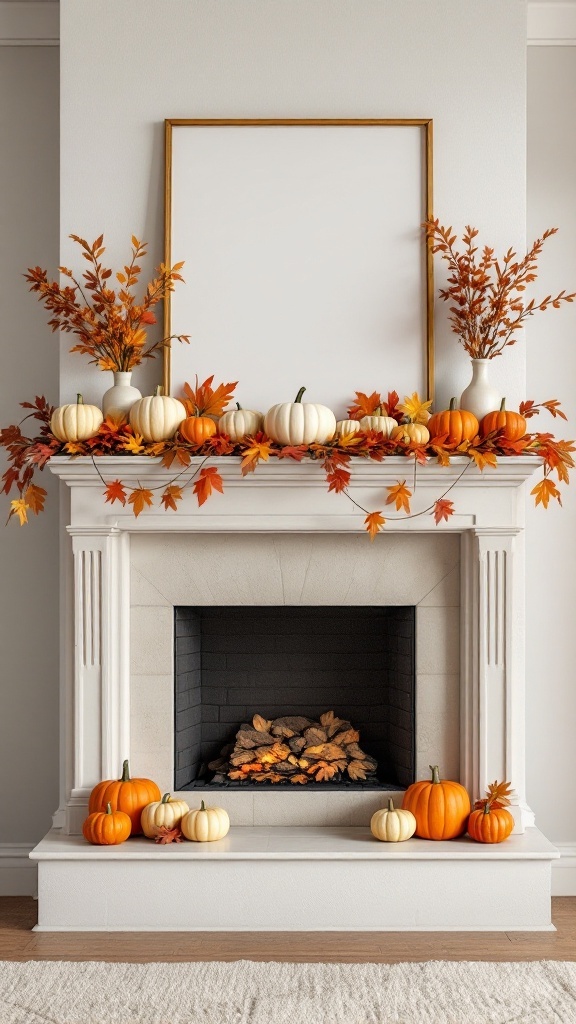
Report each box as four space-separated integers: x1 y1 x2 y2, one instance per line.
0 46 59 889
59 0 527 412
526 46 576 886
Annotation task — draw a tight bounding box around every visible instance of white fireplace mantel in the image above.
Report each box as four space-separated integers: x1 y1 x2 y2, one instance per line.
32 453 560 932
49 455 539 830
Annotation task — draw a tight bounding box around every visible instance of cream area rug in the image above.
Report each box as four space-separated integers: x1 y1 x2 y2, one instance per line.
1 959 576 1024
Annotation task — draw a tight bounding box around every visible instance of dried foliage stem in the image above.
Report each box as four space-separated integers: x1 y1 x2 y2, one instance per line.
424 220 575 359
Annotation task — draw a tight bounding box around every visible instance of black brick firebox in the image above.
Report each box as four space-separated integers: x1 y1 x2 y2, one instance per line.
174 605 415 791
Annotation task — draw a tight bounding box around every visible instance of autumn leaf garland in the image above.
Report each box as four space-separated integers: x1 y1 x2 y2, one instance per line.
1 383 574 537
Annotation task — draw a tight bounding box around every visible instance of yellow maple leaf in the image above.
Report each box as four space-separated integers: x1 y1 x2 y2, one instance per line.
10 498 29 526
385 480 412 514
398 392 433 424
240 440 273 476
64 441 85 455
123 433 146 454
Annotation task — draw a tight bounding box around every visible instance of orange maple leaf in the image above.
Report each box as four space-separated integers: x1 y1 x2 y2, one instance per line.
103 480 127 505
240 440 273 476
161 447 191 469
531 476 562 508
128 487 154 516
468 448 498 471
193 466 224 506
364 510 385 540
433 498 455 524
347 391 382 420
181 375 237 417
161 484 183 511
386 480 412 514
24 483 47 515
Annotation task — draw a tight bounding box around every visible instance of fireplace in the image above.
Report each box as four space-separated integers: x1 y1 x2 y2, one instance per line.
174 605 416 790
31 455 559 932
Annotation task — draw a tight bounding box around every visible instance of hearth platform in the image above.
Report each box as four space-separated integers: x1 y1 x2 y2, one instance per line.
31 826 558 932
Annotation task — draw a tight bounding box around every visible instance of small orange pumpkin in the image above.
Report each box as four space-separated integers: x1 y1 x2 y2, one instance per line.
428 398 479 445
82 802 131 846
402 765 471 840
480 399 526 441
179 416 217 445
88 760 161 835
467 804 514 844
391 422 430 446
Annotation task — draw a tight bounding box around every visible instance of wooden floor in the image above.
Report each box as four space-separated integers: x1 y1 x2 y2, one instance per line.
0 897 575 962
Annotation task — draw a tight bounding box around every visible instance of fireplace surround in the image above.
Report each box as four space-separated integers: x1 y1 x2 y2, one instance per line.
29 454 559 931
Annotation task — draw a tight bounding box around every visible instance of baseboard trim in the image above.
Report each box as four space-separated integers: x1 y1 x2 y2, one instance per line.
552 843 576 896
0 843 37 896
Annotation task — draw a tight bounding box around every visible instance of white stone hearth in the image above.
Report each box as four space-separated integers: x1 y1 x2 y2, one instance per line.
33 454 558 931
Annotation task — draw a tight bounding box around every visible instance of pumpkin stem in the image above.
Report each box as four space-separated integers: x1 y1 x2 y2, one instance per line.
375 405 382 416
294 387 306 403
161 793 171 804
429 765 441 784
76 393 84 405
500 398 506 411
236 402 242 410
483 802 491 815
387 798 395 812
449 397 457 411
105 802 113 815
154 384 163 397
121 759 130 782
200 800 206 812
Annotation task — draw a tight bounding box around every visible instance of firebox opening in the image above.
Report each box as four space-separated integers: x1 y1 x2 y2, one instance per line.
174 606 415 791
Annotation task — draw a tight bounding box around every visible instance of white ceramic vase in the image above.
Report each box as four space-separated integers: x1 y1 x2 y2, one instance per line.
102 371 142 423
460 359 501 422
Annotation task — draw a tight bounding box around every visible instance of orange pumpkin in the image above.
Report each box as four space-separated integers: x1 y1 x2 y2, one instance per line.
480 399 526 441
467 804 514 844
88 760 161 835
82 802 131 846
428 398 479 445
402 765 471 840
179 416 217 444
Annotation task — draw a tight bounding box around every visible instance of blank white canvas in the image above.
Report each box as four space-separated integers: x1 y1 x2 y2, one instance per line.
168 125 427 415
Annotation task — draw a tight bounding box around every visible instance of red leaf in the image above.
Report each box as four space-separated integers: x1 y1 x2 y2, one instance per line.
193 466 224 506
347 391 382 420
278 445 309 462
104 479 127 505
433 498 455 524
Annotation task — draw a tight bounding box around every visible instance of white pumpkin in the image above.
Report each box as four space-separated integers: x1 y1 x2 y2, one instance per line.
218 403 264 441
336 419 362 437
51 394 103 442
129 386 186 441
181 801 230 842
359 411 397 438
140 793 190 838
264 387 336 446
371 799 417 843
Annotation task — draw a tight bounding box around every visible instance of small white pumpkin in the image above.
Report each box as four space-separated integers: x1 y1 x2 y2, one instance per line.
140 793 190 838
336 419 362 437
264 387 336 446
129 386 186 441
370 798 417 843
359 408 397 438
51 394 103 442
218 403 264 441
181 800 230 842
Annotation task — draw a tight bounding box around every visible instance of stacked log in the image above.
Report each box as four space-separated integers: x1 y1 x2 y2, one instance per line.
208 711 378 785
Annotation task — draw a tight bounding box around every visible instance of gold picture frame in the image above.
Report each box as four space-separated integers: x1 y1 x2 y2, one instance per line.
164 118 434 400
